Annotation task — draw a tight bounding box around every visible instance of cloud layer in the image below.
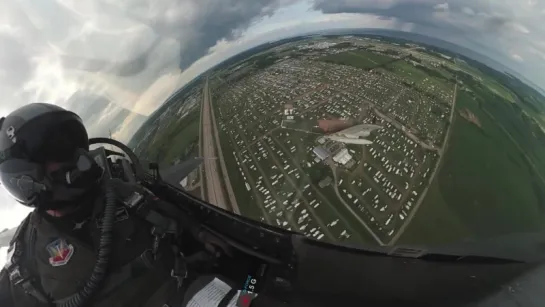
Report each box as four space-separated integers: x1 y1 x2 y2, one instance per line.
2 0 544 121
0 0 300 119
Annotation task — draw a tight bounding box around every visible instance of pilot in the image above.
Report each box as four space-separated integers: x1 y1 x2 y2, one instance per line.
0 103 278 307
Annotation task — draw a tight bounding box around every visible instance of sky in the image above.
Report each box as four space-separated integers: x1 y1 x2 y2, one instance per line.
1 0 545 257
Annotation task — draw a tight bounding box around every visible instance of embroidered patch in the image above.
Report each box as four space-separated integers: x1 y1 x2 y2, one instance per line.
46 238 74 267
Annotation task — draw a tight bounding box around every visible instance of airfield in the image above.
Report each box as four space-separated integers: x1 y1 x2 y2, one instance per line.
131 35 545 247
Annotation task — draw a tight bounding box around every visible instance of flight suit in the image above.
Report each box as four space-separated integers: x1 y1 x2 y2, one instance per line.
0 187 177 307
0 182 283 307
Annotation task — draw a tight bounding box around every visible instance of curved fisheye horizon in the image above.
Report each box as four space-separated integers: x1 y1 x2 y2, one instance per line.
2 0 545 244
1 1 545 305
1 0 545 242
131 29 545 249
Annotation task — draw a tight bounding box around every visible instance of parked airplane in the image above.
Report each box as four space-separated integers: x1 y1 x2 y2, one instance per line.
324 124 382 145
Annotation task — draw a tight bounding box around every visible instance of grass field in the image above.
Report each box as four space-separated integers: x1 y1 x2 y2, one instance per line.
386 61 453 95
397 172 472 245
435 66 455 81
144 108 200 165
482 78 517 103
439 92 544 235
468 81 545 177
455 60 483 79
456 60 517 103
320 50 395 70
399 89 545 246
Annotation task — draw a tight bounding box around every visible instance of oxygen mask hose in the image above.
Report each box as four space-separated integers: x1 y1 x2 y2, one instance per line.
58 178 117 307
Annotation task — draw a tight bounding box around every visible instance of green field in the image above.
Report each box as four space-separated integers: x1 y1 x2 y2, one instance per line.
320 50 395 69
482 78 517 103
467 80 545 176
400 88 545 246
385 61 453 95
139 108 200 165
435 66 455 81
387 61 428 82
397 172 472 245
456 60 517 103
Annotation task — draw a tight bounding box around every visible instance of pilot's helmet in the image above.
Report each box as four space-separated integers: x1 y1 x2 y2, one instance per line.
0 103 92 209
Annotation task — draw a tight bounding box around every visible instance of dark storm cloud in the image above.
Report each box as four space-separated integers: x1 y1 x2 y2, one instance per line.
172 0 297 69
94 0 297 70
312 0 476 46
311 0 532 36
311 0 486 43
313 0 430 18
175 0 281 69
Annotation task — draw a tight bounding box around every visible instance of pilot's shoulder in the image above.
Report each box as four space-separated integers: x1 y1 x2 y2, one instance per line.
8 211 34 246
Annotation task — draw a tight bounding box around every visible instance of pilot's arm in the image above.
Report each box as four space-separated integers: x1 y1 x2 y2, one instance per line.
0 269 14 307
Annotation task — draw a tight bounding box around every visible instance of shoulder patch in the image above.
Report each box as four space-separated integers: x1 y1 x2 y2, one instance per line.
46 238 74 267
9 212 32 246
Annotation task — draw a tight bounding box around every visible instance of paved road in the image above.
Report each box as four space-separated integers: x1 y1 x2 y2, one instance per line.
208 81 240 214
198 85 205 201
202 79 229 210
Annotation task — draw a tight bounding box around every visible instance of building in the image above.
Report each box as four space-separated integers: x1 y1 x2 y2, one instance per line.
319 176 333 188
333 148 352 165
284 104 295 122
313 146 330 161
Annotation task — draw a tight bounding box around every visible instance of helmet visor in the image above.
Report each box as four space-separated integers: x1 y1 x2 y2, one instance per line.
22 119 87 164
35 126 81 163
1 111 88 165
0 158 45 206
